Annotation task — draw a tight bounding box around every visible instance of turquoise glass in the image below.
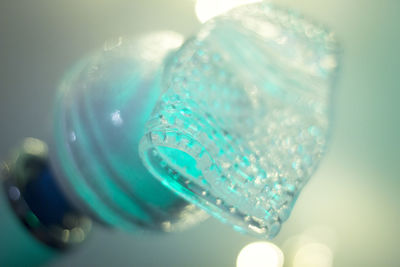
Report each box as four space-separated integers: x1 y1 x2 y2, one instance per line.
52 32 207 231
140 3 340 238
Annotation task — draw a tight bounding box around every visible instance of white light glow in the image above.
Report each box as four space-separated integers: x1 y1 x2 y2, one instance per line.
195 0 262 23
293 242 333 267
237 242 284 267
137 31 184 62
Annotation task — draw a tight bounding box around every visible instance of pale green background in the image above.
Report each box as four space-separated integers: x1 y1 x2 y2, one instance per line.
0 0 399 266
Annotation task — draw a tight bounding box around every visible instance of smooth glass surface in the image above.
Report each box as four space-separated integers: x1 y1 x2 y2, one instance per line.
140 3 339 238
52 32 207 231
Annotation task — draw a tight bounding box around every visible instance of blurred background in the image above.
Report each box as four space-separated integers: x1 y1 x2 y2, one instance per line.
0 0 399 266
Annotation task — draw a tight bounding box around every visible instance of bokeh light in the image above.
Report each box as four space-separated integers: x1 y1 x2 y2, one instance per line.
236 242 284 267
195 0 262 23
293 242 333 267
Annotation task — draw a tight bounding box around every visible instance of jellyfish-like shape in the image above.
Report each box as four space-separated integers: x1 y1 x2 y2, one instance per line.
140 3 339 238
51 32 207 231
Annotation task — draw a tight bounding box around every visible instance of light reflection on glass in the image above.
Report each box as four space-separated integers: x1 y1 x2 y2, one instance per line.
236 241 284 267
111 110 124 126
8 186 21 201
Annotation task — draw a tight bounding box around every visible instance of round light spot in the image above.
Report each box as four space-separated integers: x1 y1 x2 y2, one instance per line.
293 242 333 267
195 0 262 23
237 241 284 267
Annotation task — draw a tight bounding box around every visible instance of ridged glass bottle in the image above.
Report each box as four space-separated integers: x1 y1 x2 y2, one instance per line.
140 3 339 238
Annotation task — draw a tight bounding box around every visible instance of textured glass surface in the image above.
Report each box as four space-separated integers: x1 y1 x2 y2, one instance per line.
140 3 339 238
52 32 207 231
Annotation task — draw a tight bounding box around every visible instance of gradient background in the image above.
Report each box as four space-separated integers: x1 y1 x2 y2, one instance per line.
0 0 399 266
